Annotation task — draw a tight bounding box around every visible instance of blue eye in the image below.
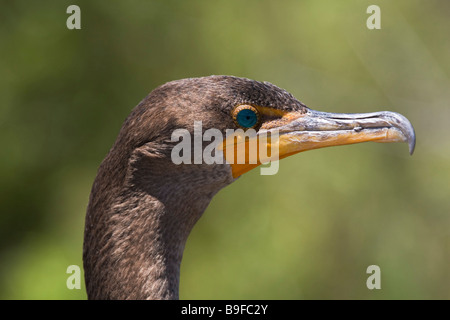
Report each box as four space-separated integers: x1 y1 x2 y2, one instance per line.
234 106 259 128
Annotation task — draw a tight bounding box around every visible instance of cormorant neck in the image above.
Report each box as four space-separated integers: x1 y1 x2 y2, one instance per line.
83 146 234 299
112 191 204 300
85 186 213 299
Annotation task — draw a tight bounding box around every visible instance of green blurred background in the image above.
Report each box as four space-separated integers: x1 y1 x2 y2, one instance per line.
1 0 449 299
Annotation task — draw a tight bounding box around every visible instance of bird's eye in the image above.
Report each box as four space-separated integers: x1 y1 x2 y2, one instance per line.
232 105 260 129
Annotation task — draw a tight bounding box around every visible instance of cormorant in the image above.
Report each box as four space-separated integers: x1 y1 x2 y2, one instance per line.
83 75 415 299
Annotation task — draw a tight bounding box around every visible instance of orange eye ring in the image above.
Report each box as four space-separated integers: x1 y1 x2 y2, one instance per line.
232 105 260 129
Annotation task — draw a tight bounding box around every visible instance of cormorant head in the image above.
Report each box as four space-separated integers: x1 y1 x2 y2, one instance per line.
109 75 415 196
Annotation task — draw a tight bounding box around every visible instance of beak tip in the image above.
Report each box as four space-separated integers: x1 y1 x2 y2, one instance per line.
408 135 416 155
409 144 415 155
405 119 416 156
388 111 415 156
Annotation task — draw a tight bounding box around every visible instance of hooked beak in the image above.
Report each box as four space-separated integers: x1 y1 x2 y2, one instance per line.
228 108 416 178
276 109 416 157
